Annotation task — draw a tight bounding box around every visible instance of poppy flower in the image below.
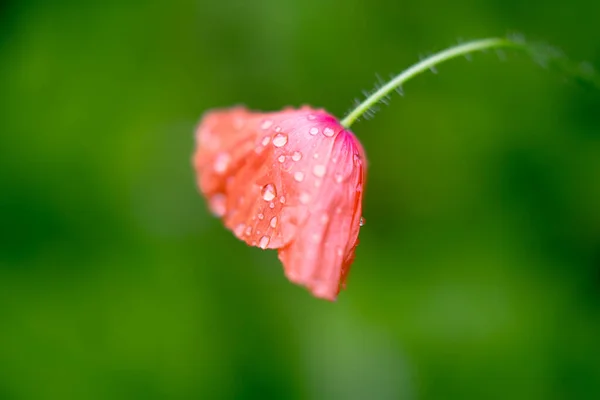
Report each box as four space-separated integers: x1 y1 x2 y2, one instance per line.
191 36 549 301
193 105 366 301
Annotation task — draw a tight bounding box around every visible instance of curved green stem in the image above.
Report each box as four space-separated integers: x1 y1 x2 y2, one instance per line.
340 37 526 128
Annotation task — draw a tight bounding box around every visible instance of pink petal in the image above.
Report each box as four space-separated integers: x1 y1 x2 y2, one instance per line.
193 106 366 301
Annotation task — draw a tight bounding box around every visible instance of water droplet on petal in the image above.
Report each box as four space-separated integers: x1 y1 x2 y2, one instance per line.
274 126 282 132
261 136 270 146
261 184 277 201
278 155 286 163
294 171 304 182
309 127 319 135
299 192 311 204
292 151 302 161
279 196 286 204
261 119 273 130
234 223 246 237
312 165 326 177
245 226 252 236
359 217 366 226
208 194 226 217
258 213 264 220
213 152 230 174
259 236 270 249
269 202 275 209
270 216 278 228
323 127 335 137
273 133 288 147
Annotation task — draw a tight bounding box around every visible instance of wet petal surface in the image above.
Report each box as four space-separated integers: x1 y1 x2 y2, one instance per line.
193 106 366 300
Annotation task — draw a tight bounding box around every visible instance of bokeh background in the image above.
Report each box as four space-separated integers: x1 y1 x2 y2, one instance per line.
1 0 600 399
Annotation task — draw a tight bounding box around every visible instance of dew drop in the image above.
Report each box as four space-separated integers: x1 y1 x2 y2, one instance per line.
274 126 282 132
213 153 230 174
273 133 288 147
359 216 366 226
259 236 270 249
300 192 311 204
261 183 277 201
245 226 252 236
294 171 304 182
261 119 273 130
261 136 270 146
323 127 335 137
279 196 286 204
312 165 326 178
309 127 319 135
269 202 275 209
292 151 302 161
287 270 299 281
270 216 278 228
234 223 246 237
278 155 286 163
208 194 226 217
258 213 264 220
312 285 331 299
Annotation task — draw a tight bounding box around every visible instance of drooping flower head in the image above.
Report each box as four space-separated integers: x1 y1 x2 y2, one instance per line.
191 37 561 301
193 105 366 301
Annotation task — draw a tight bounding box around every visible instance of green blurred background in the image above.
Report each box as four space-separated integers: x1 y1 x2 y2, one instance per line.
1 0 600 399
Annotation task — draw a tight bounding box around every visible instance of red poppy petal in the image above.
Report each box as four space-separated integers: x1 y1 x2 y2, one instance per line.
277 129 366 300
194 106 321 248
193 105 367 300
